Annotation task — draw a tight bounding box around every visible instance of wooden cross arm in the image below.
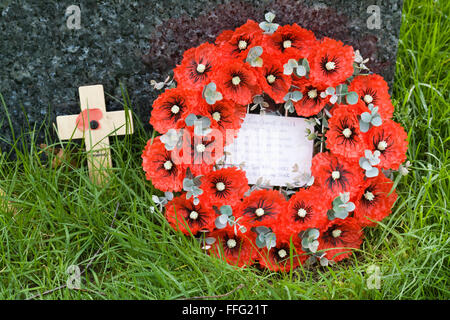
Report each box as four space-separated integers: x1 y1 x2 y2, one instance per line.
56 110 134 141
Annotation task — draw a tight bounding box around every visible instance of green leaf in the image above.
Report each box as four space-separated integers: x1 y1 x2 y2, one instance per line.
309 228 320 240
265 12 275 23
346 91 359 105
291 91 303 102
255 236 266 248
326 87 335 95
220 205 233 216
371 115 382 126
366 166 379 178
202 82 223 105
359 120 370 133
254 226 271 235
295 65 306 77
361 112 372 123
336 84 348 95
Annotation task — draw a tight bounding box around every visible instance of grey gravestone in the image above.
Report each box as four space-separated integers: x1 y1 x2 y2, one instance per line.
0 0 403 153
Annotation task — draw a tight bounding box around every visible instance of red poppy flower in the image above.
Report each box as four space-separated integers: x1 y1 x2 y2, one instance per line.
76 108 103 131
262 23 317 64
208 228 258 268
292 78 329 117
165 194 215 235
214 60 260 105
326 105 367 159
199 98 246 142
256 57 292 103
311 152 363 198
318 218 363 262
215 30 234 46
281 187 329 234
142 137 183 192
309 37 354 88
218 20 263 60
150 87 194 134
200 167 249 207
174 43 218 91
365 119 408 170
257 239 304 272
349 74 394 119
353 174 397 227
236 189 286 228
171 128 221 177
328 100 368 118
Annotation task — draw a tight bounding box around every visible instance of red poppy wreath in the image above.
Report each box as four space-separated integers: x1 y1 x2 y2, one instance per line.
142 13 409 271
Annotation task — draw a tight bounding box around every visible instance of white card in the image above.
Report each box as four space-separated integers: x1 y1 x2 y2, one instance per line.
223 114 315 187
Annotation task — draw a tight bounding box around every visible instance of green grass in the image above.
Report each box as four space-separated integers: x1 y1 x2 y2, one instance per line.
0 0 448 299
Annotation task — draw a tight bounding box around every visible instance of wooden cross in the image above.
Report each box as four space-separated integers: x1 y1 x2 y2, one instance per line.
56 85 134 185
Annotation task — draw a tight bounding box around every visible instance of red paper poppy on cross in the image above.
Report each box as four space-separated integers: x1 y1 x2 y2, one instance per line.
76 108 103 131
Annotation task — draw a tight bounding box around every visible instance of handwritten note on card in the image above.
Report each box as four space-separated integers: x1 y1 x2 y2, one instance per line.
223 114 315 187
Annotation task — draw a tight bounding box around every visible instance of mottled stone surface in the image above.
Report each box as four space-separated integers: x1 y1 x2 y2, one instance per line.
0 0 403 153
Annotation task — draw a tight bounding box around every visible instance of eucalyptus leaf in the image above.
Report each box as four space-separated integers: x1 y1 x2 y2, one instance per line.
283 59 298 75
326 87 335 95
259 21 279 34
309 240 319 253
202 82 223 105
346 91 359 105
220 205 232 216
295 65 306 77
366 166 379 178
371 115 382 126
255 236 266 248
265 11 275 23
254 226 271 235
359 120 370 133
185 114 197 127
329 95 338 104
164 192 174 201
291 91 303 102
215 216 227 229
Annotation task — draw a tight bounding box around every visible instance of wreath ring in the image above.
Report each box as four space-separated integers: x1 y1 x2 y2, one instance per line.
142 13 408 271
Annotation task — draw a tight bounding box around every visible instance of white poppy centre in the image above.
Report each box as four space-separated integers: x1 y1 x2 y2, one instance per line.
364 94 373 104
378 140 388 151
278 249 287 258
364 191 375 201
216 182 226 191
212 112 221 121
196 144 206 153
332 229 342 238
163 160 173 170
325 61 336 71
196 63 206 73
189 211 199 220
238 40 247 50
331 171 341 180
227 239 237 248
283 40 292 49
308 89 318 99
266 74 276 84
342 128 352 138
255 208 265 217
171 105 180 114
297 208 307 218
232 76 241 86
